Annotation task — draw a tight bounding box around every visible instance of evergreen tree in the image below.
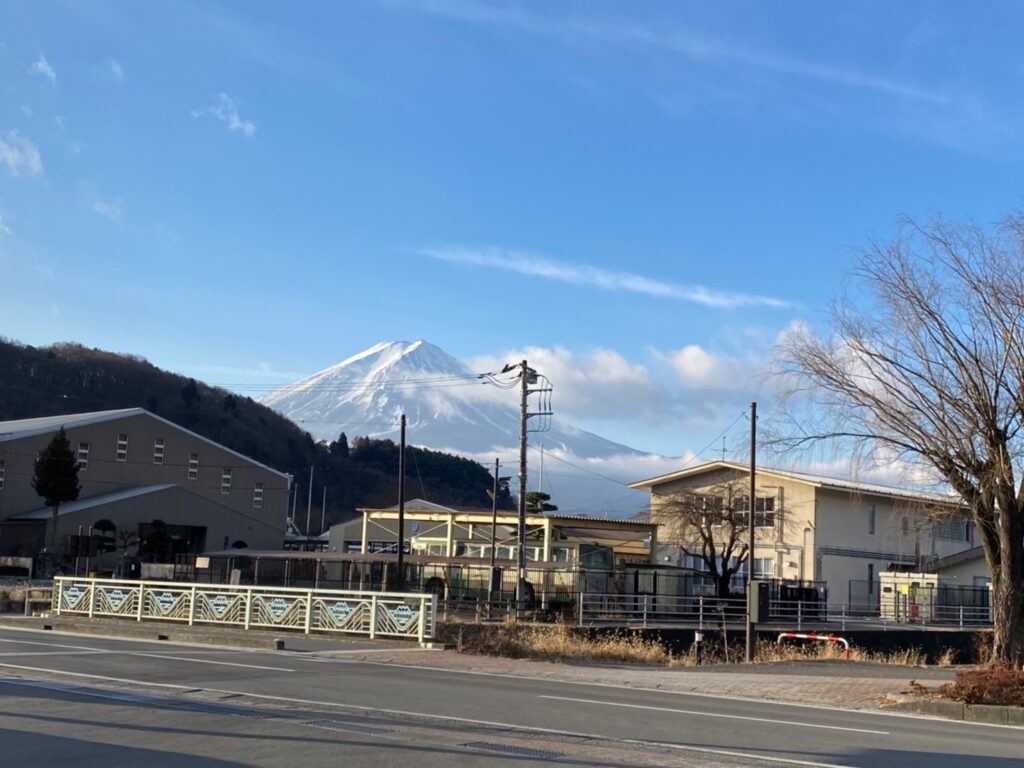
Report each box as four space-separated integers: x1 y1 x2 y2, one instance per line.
180 378 200 409
526 491 558 514
32 427 81 552
330 431 350 458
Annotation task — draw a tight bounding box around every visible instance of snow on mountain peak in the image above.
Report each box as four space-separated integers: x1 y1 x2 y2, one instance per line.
259 340 664 514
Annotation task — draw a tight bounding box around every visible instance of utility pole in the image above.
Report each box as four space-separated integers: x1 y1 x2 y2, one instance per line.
746 401 757 663
397 413 407 590
305 466 313 548
488 458 499 607
320 485 327 536
517 360 529 620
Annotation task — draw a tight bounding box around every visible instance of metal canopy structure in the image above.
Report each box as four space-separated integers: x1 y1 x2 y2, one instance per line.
348 499 658 564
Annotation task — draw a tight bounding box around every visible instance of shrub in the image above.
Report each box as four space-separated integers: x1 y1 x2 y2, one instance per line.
938 668 1024 707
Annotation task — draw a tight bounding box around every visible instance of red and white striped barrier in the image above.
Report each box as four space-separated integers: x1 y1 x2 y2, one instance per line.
776 632 850 660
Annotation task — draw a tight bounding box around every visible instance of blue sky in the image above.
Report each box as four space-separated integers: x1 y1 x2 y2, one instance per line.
3 1 1024 459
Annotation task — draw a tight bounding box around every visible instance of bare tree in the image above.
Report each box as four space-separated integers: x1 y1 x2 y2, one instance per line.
117 528 139 555
778 215 1024 665
654 480 775 599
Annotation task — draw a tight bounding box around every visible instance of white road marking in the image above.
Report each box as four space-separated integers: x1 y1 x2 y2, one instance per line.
538 695 890 735
0 637 293 671
0 662 853 768
122 653 295 672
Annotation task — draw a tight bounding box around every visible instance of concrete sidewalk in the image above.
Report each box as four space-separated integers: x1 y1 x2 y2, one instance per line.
317 644 958 710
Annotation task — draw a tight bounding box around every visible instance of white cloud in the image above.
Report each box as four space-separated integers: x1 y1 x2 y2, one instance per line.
92 197 123 223
0 131 43 177
28 53 56 83
0 212 12 236
665 344 760 392
466 346 673 424
108 58 124 81
420 246 792 310
191 93 256 138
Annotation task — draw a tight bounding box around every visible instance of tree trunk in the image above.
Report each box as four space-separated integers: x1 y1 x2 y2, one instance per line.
991 548 1024 667
48 502 59 553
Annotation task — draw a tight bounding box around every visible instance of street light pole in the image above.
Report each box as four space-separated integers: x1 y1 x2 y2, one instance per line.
746 401 757 663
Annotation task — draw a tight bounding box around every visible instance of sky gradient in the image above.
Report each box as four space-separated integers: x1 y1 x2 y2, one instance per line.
3 1 1024 463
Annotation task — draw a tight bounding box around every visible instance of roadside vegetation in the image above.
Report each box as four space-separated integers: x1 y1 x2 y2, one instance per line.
439 622 959 668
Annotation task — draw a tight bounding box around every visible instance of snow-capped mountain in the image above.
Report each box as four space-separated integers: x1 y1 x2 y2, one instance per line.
259 341 672 515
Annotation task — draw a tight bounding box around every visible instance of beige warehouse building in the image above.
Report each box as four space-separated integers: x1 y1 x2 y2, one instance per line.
0 408 289 560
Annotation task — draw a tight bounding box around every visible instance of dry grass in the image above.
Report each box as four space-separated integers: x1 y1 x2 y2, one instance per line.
441 622 672 665
439 622 940 668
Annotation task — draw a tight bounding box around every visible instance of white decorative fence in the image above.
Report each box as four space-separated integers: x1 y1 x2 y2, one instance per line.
51 577 436 643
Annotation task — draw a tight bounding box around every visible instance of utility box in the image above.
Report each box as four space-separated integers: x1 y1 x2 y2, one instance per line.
748 580 770 623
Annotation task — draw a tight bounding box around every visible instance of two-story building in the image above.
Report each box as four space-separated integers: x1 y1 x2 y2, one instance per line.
0 408 289 558
629 460 975 605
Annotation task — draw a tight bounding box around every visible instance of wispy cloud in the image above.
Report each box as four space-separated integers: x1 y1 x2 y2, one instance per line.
392 1 946 104
28 52 56 83
0 212 12 236
92 197 123 223
0 131 43 177
419 246 792 309
108 58 124 81
191 93 256 138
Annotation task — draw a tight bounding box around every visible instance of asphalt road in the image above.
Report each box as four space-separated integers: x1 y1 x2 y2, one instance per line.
0 626 1019 767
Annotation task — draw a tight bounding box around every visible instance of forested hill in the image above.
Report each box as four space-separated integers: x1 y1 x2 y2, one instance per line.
0 339 511 525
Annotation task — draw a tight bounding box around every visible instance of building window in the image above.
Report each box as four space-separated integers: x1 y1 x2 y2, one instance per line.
253 482 263 509
934 518 967 541
221 468 232 494
153 438 165 465
901 517 910 536
868 504 875 535
0 459 5 490
188 453 199 480
116 433 128 462
734 496 776 528
77 442 90 471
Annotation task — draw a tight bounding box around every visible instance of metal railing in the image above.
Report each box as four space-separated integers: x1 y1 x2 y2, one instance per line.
577 593 992 630
51 577 437 643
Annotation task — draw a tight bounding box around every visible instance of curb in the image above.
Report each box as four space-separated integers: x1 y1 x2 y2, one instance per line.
880 695 1024 726
0 616 287 650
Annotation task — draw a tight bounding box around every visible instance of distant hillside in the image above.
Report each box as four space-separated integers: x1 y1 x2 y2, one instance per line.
0 338 509 526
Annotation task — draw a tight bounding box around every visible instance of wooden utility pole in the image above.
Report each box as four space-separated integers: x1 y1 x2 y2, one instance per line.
517 360 529 620
397 413 407 590
746 401 757 663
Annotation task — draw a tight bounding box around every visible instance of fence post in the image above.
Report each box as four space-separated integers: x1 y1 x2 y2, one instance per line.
369 595 377 639
797 600 802 632
54 578 63 616
136 582 145 622
699 596 704 632
244 587 253 630
88 580 96 619
642 594 649 629
418 597 427 645
578 593 585 627
841 603 847 632
304 589 313 634
959 604 964 630
188 585 197 626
